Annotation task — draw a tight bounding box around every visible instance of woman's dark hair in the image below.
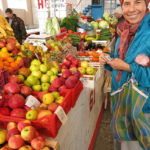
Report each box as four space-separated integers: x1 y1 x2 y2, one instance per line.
5 8 13 14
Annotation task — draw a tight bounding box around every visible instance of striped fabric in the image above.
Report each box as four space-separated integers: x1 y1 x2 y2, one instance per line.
111 79 150 150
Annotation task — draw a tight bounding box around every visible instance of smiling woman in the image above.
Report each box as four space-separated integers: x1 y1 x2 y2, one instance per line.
99 0 150 150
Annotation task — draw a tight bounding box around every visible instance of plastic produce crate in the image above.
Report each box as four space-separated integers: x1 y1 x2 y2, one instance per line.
0 90 72 138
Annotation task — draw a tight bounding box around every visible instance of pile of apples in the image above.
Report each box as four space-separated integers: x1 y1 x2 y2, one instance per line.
61 54 96 75
22 59 60 92
0 121 51 150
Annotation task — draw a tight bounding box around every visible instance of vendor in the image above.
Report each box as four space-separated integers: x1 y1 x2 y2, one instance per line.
99 0 150 150
5 8 27 44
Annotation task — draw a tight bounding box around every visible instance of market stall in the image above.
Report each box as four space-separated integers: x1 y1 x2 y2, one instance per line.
0 6 116 149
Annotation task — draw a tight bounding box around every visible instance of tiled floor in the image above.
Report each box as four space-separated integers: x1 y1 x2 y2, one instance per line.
93 105 114 150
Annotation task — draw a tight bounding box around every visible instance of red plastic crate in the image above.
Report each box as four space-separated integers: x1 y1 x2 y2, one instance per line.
66 80 83 108
0 90 72 138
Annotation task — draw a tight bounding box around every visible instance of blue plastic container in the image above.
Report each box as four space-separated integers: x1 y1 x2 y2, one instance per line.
90 5 104 20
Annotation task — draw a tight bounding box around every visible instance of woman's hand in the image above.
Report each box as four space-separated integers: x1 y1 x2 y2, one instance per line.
107 58 131 72
99 53 109 65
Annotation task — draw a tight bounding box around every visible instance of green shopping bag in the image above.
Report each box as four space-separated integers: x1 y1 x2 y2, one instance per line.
111 79 150 150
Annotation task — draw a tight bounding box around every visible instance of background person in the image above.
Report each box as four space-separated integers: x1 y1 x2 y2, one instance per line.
5 8 27 44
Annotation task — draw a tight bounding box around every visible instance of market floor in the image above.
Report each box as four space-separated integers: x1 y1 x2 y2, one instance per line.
93 104 114 150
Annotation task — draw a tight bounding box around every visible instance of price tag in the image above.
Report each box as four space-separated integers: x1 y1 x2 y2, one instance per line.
54 106 68 125
25 95 41 109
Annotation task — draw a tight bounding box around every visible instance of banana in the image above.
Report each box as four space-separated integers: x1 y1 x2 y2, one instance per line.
0 22 6 30
6 24 13 31
0 26 6 37
0 33 4 38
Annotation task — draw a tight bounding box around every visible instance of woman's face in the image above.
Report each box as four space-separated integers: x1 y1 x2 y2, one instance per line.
122 0 147 24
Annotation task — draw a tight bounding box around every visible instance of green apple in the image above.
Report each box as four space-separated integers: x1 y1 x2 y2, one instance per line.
32 85 41 91
31 59 41 66
26 110 38 120
81 61 89 68
24 80 32 87
36 80 40 85
18 75 25 82
50 67 58 75
27 75 38 85
43 93 55 105
55 96 64 104
41 74 50 83
31 71 42 79
29 64 40 72
47 70 54 76
51 91 60 99
40 64 48 73
86 67 95 75
50 75 57 84
41 83 50 91
78 67 86 75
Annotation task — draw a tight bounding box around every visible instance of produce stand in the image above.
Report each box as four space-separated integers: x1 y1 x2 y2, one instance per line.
48 66 105 150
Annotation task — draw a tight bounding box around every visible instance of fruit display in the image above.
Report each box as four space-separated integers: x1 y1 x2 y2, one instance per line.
0 15 15 40
0 121 58 149
61 54 96 75
22 59 60 92
0 39 22 71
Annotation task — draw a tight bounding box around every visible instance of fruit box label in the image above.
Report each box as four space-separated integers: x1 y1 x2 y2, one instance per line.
55 106 68 125
25 95 41 109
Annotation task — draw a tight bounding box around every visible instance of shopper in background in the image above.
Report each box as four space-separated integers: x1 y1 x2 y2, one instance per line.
114 6 123 19
99 0 150 149
5 8 27 44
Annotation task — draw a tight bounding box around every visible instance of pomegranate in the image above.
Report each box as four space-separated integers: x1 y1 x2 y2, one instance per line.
4 83 20 94
20 85 32 97
52 78 62 88
62 69 71 79
65 78 76 89
8 94 25 109
8 76 22 84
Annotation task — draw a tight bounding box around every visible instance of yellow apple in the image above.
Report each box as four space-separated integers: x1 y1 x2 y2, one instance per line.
0 130 7 144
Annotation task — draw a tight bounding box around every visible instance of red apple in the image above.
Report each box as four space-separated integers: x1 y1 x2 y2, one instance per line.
17 120 31 132
7 38 16 45
7 128 20 141
48 85 57 92
0 41 6 48
48 103 59 113
20 85 32 97
63 59 71 67
59 76 65 84
6 43 15 51
52 78 62 88
1 145 13 150
62 69 72 79
68 75 78 83
61 64 68 69
31 136 45 150
71 58 79 66
58 85 67 92
70 67 77 72
66 54 73 61
70 64 77 68
21 126 36 142
0 107 10 116
8 135 24 149
65 78 76 89
10 108 26 118
38 110 52 120
72 70 81 79
7 122 17 131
